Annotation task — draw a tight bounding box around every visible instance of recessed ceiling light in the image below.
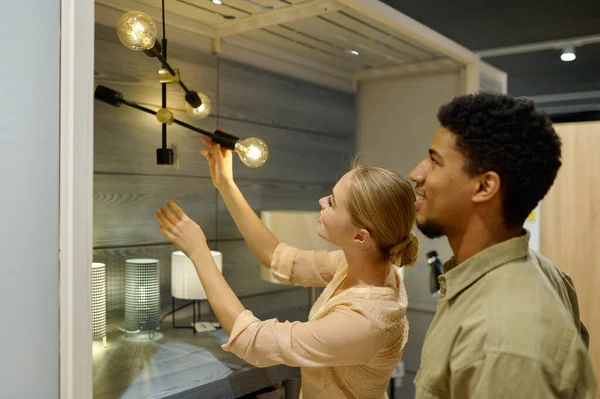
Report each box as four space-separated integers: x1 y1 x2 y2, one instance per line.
212 0 223 4
347 49 359 56
560 46 576 62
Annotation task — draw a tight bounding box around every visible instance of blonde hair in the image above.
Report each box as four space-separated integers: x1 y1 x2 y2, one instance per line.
346 165 419 267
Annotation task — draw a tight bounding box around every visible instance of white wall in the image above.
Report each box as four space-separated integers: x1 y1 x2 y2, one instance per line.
0 2 60 397
356 71 464 396
356 71 463 266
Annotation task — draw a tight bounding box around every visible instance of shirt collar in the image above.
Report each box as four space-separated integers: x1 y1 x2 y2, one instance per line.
439 230 531 301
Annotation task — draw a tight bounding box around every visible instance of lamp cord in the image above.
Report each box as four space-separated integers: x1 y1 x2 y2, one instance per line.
160 301 195 324
214 55 221 251
162 0 166 39
161 0 167 149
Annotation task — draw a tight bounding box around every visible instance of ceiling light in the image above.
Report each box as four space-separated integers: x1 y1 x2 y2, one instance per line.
561 46 576 62
212 0 223 4
96 8 269 168
346 49 359 56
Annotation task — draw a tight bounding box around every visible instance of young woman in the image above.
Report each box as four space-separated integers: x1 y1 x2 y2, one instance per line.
155 137 418 398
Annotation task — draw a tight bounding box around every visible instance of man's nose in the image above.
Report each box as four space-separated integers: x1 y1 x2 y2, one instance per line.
409 159 427 184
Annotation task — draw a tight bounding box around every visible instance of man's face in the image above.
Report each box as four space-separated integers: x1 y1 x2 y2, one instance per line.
409 127 477 238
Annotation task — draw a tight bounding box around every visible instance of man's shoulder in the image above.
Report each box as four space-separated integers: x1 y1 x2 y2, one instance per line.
453 258 583 366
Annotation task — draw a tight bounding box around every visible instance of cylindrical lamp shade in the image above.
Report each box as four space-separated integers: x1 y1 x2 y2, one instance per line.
171 251 222 300
125 258 160 332
92 262 107 341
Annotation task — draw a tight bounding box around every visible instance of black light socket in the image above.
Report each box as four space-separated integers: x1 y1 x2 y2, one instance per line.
143 41 162 58
95 85 123 107
212 129 240 150
185 91 202 108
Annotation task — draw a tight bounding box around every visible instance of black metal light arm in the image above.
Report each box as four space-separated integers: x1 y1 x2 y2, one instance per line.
94 85 240 148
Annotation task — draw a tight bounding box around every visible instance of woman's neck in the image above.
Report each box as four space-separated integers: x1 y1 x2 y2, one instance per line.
342 246 390 288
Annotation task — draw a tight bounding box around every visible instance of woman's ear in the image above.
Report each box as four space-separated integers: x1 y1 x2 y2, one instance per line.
352 228 370 246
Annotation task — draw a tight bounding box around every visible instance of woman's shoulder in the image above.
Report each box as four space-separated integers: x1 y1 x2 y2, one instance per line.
327 287 408 332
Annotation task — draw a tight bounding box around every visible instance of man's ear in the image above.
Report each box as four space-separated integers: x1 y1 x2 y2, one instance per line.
473 171 501 203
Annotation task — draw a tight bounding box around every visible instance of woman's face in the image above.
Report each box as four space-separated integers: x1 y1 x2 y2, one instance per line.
317 171 357 247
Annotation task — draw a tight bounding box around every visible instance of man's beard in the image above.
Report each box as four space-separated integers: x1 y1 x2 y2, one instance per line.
417 219 445 239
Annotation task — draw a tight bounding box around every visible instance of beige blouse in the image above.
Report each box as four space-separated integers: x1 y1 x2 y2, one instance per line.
222 243 409 399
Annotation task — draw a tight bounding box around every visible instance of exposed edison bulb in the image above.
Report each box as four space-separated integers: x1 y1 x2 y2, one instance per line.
117 11 157 51
185 93 212 119
234 137 269 168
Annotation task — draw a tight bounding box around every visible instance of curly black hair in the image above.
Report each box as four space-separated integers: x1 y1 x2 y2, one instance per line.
437 92 562 227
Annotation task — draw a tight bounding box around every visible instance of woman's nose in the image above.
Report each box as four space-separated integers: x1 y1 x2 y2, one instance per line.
318 196 327 209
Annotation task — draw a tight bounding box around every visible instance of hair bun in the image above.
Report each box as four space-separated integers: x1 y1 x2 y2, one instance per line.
388 232 419 267
389 233 414 255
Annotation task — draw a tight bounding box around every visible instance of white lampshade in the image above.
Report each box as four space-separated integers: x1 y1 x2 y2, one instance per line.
260 211 338 285
92 262 107 344
171 250 222 300
124 258 160 332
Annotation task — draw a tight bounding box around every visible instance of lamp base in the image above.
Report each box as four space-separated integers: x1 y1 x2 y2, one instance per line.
121 330 163 342
171 297 200 334
193 321 220 333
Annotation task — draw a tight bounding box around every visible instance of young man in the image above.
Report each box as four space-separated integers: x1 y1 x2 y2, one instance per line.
409 93 596 398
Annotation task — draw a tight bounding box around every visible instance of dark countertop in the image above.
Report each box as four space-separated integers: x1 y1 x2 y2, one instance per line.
93 325 300 398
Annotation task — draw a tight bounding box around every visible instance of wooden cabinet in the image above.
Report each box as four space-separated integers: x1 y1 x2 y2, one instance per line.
541 121 600 397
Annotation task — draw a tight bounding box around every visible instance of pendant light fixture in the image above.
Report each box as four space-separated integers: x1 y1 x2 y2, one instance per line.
94 2 269 168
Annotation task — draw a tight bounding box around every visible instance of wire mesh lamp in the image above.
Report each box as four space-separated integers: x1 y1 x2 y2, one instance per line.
124 258 162 340
92 262 107 347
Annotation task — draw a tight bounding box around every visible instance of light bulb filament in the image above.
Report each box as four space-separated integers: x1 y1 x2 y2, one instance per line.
246 145 263 160
234 137 269 168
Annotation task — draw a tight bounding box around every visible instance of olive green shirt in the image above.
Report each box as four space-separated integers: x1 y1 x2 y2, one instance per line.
415 232 597 398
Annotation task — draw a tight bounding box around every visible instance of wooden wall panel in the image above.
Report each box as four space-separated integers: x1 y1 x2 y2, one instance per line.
215 118 353 182
218 59 356 137
541 121 600 396
93 102 216 176
93 174 217 247
94 174 334 247
217 180 332 240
